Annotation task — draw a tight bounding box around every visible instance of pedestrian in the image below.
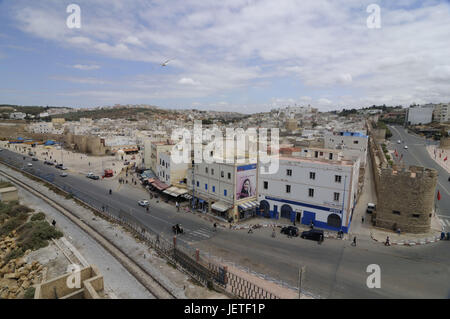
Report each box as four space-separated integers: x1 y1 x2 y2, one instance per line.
385 236 390 246
51 219 56 227
293 219 296 226
146 206 149 213
362 216 365 223
271 227 276 238
213 222 217 231
397 228 401 235
248 226 253 234
352 236 357 246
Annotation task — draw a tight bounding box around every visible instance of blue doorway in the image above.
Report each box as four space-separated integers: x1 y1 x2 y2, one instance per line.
302 211 316 226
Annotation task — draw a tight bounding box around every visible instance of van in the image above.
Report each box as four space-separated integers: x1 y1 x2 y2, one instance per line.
301 229 324 241
367 203 376 214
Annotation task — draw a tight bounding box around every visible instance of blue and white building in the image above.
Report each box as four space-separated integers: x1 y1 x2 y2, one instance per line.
257 152 360 233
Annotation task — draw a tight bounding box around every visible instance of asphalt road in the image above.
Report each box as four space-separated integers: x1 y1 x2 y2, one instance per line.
387 125 450 230
1 145 449 298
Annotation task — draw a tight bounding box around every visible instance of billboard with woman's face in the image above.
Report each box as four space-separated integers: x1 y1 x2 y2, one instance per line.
236 164 257 200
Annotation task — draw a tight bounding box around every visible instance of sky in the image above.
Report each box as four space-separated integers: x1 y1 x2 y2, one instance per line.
0 0 449 113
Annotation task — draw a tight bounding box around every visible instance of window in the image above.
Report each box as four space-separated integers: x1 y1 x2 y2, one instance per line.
334 192 340 201
263 181 268 189
210 150 214 157
205 184 208 190
314 151 319 158
228 172 231 179
286 169 292 176
320 152 323 156
221 171 224 178
392 210 401 215
212 186 215 192
224 189 227 196
310 172 315 180
286 185 291 193
412 214 420 218
205 167 208 174
329 153 333 160
335 175 342 183
308 188 314 197
196 181 199 187
211 169 214 175
353 141 359 144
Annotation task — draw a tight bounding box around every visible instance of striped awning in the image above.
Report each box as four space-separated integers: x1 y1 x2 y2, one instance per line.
183 194 192 200
238 200 259 211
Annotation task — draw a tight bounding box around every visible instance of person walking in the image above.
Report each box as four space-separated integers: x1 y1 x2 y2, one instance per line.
213 222 217 232
361 216 365 223
271 227 276 238
352 236 357 246
385 236 390 246
176 201 179 212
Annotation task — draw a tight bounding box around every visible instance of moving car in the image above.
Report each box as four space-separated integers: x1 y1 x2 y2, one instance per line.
404 145 408 149
280 226 299 237
138 200 150 207
27 163 33 167
60 172 68 177
86 172 100 180
301 229 324 241
367 203 376 214
397 140 401 144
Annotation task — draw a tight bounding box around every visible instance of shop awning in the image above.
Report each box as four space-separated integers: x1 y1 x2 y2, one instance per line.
238 200 259 211
211 201 232 212
163 186 189 197
183 194 192 200
151 179 169 191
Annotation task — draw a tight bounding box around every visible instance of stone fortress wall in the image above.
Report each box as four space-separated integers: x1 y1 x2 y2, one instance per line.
367 119 437 233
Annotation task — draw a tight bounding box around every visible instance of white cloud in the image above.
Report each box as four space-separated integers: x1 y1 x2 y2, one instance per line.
72 64 101 70
178 77 200 85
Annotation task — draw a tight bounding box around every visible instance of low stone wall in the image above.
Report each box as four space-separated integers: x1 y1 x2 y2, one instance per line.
34 265 103 299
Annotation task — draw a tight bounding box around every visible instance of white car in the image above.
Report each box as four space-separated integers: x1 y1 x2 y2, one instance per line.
397 140 401 144
138 200 149 207
60 172 68 177
404 145 408 149
27 163 33 167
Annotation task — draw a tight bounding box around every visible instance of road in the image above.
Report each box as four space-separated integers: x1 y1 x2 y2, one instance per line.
1 145 449 298
387 125 450 231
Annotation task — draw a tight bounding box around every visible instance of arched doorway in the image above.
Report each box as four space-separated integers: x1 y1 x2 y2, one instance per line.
327 214 341 228
259 200 270 218
280 204 293 220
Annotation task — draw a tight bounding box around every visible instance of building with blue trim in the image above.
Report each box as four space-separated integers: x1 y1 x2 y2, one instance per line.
257 151 360 233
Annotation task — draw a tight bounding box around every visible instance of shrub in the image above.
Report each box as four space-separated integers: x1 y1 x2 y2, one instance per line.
8 204 33 217
385 154 391 160
0 213 29 236
4 247 24 264
17 220 63 251
24 287 35 299
31 212 46 221
388 160 394 166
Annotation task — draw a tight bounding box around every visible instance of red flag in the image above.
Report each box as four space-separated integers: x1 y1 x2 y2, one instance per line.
437 191 441 201
444 156 448 162
394 150 398 158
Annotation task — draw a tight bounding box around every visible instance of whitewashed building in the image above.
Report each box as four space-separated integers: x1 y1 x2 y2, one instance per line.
406 106 434 125
257 154 360 233
324 131 368 166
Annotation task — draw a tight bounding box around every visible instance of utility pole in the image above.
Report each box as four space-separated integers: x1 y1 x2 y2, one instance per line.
298 265 305 299
191 159 195 210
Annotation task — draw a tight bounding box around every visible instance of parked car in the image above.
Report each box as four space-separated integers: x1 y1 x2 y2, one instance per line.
138 200 149 207
280 226 299 237
397 140 401 144
55 164 63 169
44 161 54 165
86 172 99 180
27 163 33 167
60 172 68 177
404 145 408 149
32 157 38 161
301 229 324 241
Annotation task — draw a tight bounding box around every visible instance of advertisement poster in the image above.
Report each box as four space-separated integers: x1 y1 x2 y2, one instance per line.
236 164 257 200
